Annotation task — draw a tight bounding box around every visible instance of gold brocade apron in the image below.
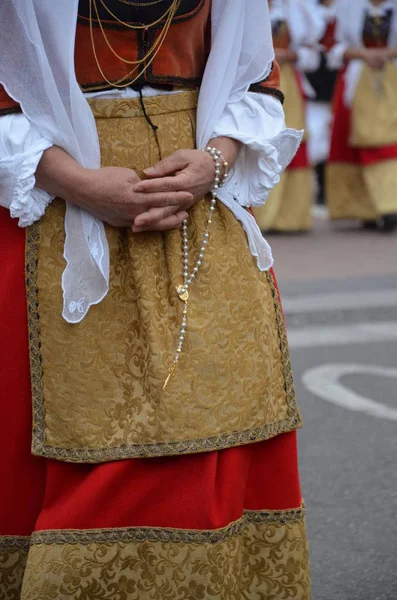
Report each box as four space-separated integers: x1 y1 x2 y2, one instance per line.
27 91 301 463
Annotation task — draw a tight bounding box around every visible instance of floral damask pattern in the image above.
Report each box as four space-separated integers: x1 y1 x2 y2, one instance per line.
27 92 302 463
0 537 30 600
21 507 310 600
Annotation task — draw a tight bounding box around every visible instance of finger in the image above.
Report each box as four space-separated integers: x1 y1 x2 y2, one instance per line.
133 211 189 233
132 205 179 231
147 211 189 232
134 190 193 209
143 151 188 178
134 173 189 194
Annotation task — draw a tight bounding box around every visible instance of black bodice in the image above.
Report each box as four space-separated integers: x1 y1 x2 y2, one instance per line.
363 9 393 47
78 0 203 25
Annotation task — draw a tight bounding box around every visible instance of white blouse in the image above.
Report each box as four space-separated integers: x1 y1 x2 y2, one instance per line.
0 0 302 323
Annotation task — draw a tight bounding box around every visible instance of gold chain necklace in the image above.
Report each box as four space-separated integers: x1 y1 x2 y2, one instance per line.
116 0 166 6
96 0 178 30
89 0 181 88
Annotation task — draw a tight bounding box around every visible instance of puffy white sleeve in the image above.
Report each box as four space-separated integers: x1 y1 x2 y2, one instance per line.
211 93 302 208
327 41 348 70
0 112 53 226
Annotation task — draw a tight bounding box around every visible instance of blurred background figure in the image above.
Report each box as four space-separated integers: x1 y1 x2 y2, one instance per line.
254 0 325 233
326 0 397 232
305 0 338 205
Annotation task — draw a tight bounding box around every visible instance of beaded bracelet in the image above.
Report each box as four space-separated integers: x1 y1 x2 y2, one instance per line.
203 146 229 188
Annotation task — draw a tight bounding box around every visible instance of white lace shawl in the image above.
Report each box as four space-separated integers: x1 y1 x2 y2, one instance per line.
0 0 300 323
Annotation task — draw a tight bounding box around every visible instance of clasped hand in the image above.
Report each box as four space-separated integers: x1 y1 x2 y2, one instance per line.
363 47 392 70
80 149 216 232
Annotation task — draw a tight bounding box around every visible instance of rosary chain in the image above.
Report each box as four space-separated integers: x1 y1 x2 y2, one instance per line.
163 147 228 390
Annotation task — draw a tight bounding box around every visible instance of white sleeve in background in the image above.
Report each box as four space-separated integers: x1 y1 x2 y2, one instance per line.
212 93 302 208
295 47 321 73
0 113 53 226
327 42 348 70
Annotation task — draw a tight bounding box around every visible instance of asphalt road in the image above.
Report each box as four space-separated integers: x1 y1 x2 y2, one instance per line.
268 217 397 600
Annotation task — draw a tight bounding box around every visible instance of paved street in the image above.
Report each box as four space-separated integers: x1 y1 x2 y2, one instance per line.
268 214 397 600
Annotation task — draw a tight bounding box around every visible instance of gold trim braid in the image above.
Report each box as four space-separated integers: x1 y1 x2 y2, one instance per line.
0 536 31 553
26 91 302 463
31 505 306 546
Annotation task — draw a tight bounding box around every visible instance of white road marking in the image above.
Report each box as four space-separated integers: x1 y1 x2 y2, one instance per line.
302 364 397 421
282 289 397 315
287 321 397 349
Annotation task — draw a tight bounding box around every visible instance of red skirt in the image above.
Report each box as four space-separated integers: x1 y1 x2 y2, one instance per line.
0 207 309 599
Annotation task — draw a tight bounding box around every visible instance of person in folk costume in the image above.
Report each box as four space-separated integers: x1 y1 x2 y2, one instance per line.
0 1 310 598
326 0 397 232
253 0 324 233
305 0 339 204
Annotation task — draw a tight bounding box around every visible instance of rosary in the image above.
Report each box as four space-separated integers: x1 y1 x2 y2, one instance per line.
163 147 229 390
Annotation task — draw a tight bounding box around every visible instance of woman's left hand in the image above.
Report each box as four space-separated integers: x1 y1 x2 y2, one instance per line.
132 149 215 232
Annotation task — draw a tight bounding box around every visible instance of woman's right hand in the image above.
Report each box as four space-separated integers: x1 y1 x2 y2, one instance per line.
35 146 192 230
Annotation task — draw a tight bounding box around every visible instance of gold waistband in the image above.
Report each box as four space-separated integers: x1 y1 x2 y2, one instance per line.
88 89 199 120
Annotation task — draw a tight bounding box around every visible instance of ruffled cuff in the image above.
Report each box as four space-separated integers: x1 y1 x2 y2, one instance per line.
327 42 348 71
0 111 54 227
0 140 53 226
211 93 303 208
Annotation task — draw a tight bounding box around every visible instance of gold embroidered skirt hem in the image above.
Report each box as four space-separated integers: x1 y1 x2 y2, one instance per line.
1 506 311 600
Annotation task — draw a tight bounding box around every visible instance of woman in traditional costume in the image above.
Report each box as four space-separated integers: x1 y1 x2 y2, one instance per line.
327 0 397 231
253 0 324 233
0 1 309 598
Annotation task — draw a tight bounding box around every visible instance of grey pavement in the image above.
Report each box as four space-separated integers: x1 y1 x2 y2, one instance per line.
267 217 397 600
